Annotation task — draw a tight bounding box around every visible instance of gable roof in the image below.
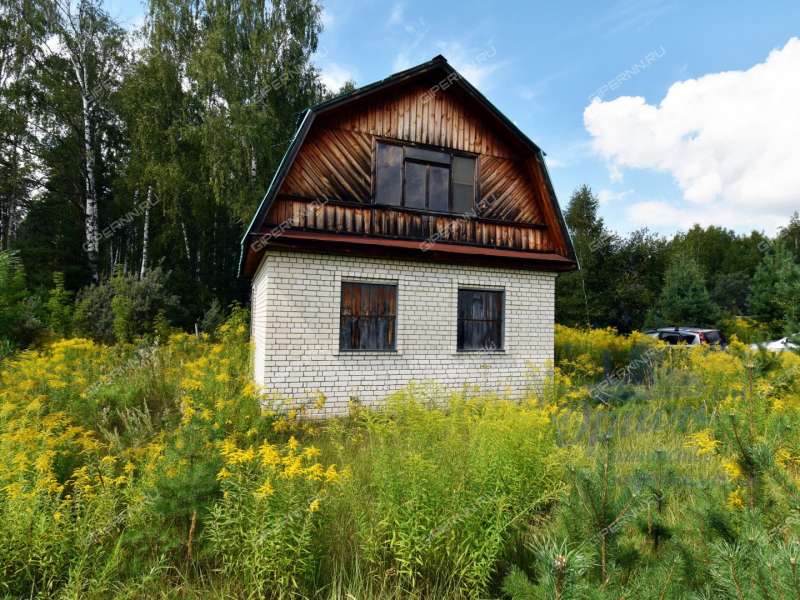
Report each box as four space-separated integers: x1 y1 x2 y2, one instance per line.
239 55 576 276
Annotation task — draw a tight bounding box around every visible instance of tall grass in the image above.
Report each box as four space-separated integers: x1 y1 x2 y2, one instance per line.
1 319 799 598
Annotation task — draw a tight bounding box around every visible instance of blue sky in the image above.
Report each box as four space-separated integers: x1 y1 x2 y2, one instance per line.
106 0 800 237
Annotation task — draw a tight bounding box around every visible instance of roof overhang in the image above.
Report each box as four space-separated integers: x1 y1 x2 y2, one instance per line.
242 230 576 274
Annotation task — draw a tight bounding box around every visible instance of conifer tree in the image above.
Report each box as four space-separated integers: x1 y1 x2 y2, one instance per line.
649 252 719 327
747 241 800 337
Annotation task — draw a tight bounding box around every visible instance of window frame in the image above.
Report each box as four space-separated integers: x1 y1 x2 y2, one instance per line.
338 280 399 352
456 287 505 353
372 138 478 215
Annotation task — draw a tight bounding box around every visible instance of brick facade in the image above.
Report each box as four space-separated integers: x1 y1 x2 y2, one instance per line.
251 250 555 417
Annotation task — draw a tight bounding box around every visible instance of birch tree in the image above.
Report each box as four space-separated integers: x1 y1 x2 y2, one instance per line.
39 0 125 281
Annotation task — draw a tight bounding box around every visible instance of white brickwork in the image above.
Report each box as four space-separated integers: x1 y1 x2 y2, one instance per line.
250 250 556 417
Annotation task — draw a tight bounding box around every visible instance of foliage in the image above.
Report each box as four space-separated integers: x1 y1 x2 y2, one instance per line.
556 185 617 328
2 323 799 597
46 272 73 337
4 0 331 325
73 267 181 343
555 189 788 334
748 241 800 337
72 279 117 344
318 388 568 597
0 249 43 347
554 324 660 382
719 315 772 344
649 251 720 327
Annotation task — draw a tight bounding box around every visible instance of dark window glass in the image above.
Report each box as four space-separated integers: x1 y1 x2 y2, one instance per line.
404 161 427 209
428 165 450 211
340 282 397 351
374 142 476 214
375 143 403 206
452 156 476 214
457 289 503 351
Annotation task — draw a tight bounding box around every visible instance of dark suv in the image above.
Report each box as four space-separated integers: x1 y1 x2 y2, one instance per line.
644 327 725 346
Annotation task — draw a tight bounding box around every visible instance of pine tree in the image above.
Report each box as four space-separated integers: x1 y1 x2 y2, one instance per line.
556 185 617 328
46 272 73 337
650 253 719 327
747 241 800 337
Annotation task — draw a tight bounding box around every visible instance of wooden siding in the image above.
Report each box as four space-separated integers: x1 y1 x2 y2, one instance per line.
269 78 568 256
280 82 549 226
267 196 554 252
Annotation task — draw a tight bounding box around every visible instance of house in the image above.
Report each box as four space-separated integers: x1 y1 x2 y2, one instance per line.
239 55 577 416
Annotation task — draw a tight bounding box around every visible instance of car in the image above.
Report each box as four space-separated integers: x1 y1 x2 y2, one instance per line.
644 327 725 346
750 335 800 353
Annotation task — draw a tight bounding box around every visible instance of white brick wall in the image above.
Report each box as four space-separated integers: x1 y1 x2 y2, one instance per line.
251 250 556 417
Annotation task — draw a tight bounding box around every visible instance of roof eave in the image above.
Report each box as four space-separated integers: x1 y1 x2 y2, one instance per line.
237 108 315 277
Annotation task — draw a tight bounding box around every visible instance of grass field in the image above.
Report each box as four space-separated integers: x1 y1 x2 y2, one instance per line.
2 312 800 599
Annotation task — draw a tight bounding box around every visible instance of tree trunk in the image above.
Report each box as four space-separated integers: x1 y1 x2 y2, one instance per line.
140 186 151 278
74 56 100 282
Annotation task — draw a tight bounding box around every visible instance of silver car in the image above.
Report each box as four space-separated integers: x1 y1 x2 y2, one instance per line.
750 335 800 353
644 327 724 346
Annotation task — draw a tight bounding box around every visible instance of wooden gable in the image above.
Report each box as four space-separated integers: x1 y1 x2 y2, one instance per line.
240 56 576 276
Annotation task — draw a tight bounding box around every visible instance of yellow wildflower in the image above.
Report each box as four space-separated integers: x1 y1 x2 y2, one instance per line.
302 446 321 460
283 456 303 479
727 489 745 510
180 378 202 391
685 429 719 456
324 464 340 483
776 448 793 468
722 458 742 480
308 498 321 513
305 463 324 480
259 443 280 466
255 480 274 498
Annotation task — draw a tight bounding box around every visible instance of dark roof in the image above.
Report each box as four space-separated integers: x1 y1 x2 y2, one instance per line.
239 54 576 275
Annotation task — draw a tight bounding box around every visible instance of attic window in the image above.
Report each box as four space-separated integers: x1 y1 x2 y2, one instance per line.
374 141 476 214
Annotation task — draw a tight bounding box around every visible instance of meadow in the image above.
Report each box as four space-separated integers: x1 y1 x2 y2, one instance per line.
2 313 800 599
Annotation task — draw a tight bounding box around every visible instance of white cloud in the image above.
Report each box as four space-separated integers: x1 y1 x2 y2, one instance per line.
585 37 800 233
393 52 412 72
387 2 405 26
434 41 503 89
626 200 789 233
598 188 633 205
319 63 355 92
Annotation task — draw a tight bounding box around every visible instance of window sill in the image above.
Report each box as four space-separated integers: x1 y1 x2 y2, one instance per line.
335 350 401 357
454 349 507 355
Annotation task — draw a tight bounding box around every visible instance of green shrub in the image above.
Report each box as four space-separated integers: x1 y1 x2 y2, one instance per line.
0 250 44 347
73 281 117 343
46 272 73 337
74 268 181 343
